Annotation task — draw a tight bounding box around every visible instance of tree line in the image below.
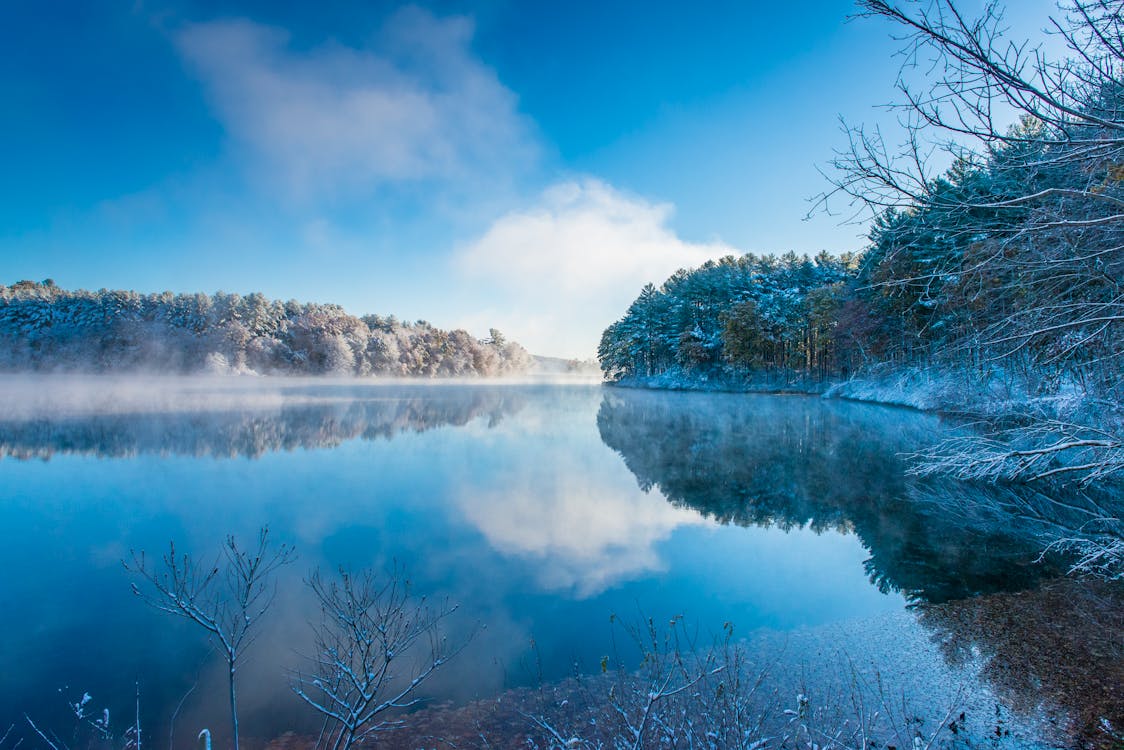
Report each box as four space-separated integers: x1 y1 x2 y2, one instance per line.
597 251 858 383
0 280 532 377
599 0 1123 485
599 93 1123 393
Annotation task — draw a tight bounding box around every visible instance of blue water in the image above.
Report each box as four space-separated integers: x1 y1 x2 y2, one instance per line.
0 377 1068 745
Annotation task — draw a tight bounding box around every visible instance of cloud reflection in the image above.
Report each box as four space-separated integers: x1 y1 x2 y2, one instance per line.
458 476 708 598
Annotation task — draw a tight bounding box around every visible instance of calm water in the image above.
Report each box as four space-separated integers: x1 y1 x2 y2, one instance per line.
0 376 1117 747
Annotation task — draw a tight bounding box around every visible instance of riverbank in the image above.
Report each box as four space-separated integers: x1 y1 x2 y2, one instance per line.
608 364 1106 422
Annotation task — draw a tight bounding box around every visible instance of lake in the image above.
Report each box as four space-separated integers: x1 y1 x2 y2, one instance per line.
0 376 1118 748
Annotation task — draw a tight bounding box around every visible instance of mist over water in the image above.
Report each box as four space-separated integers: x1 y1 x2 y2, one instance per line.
0 377 1115 747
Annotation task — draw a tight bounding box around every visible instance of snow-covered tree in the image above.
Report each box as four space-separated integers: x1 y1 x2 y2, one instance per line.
0 282 534 378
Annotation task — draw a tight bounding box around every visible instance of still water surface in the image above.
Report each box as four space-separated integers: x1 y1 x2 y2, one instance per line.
0 376 1114 746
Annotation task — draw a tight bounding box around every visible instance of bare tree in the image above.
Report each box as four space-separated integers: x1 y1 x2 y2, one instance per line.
914 418 1124 485
816 0 1124 485
125 527 296 750
823 1 1124 213
290 565 461 750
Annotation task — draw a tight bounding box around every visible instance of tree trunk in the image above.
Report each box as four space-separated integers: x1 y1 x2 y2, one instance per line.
229 661 239 750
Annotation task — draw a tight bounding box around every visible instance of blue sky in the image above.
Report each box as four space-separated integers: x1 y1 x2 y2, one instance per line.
0 0 1059 357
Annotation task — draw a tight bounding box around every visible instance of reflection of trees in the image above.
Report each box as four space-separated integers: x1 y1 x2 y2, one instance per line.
918 579 1124 749
0 386 524 460
595 389 1115 603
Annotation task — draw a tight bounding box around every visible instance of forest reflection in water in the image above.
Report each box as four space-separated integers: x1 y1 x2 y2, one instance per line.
596 387 1120 603
597 387 1124 745
0 375 528 459
0 378 1120 747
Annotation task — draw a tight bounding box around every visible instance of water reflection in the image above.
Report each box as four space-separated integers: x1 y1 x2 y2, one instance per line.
4 379 1119 749
455 467 707 597
4 377 1110 608
2 378 1106 606
0 376 525 459
0 381 909 745
0 377 717 599
596 388 1124 744
594 388 1108 603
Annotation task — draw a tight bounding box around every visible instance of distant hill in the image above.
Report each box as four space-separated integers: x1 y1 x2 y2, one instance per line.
0 280 533 377
530 355 601 376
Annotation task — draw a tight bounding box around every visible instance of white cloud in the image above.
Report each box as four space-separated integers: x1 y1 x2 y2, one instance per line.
170 14 732 356
174 8 535 200
455 178 736 358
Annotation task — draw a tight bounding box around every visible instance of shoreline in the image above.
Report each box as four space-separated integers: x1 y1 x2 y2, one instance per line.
603 369 985 418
